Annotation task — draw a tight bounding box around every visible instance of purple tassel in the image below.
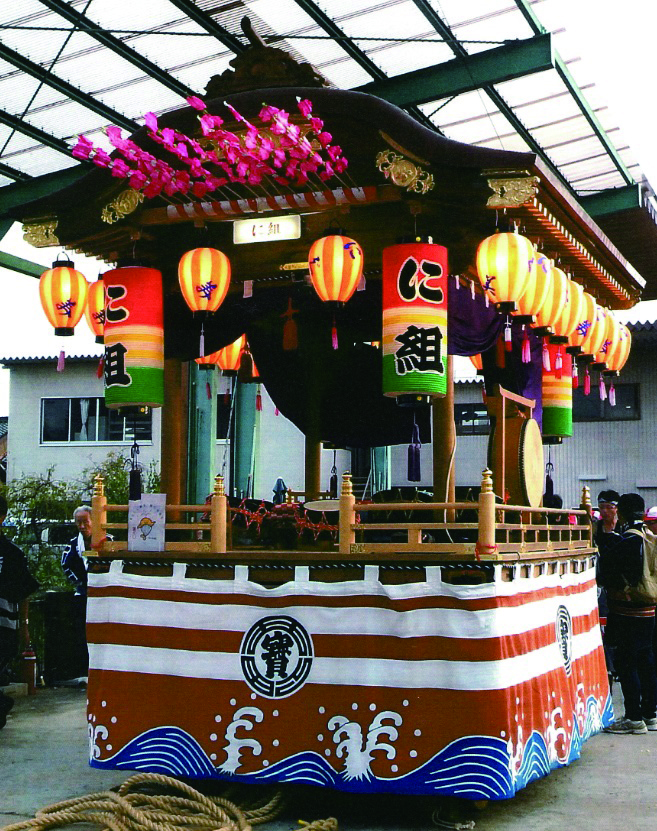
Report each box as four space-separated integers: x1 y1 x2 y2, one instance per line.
331 315 338 350
57 350 65 372
599 375 607 401
609 382 616 406
407 422 422 482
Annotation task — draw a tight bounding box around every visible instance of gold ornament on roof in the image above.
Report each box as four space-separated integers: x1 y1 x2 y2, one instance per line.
101 189 144 224
23 219 59 247
486 176 539 208
375 150 434 194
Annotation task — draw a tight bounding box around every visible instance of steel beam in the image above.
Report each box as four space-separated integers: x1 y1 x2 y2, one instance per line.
0 108 70 155
166 0 245 54
0 250 45 278
580 184 644 217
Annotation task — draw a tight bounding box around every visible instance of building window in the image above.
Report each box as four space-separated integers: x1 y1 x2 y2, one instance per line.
573 383 640 422
216 396 232 441
41 397 152 443
455 403 491 435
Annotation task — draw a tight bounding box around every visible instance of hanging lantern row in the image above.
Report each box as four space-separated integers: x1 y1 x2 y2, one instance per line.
475 229 632 373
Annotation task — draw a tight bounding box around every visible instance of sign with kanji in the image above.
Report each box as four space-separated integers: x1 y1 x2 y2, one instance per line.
382 242 448 398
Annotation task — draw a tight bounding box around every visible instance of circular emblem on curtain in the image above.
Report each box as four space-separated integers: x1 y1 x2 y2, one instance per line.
555 605 573 676
240 615 314 698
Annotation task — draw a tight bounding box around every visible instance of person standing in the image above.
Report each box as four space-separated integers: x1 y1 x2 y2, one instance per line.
61 505 93 677
0 494 39 728
600 493 657 734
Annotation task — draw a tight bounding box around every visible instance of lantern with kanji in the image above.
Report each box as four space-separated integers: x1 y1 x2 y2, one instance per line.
84 277 105 344
178 247 231 312
103 266 164 410
592 308 620 369
606 323 632 374
308 233 363 303
512 250 551 321
567 291 597 355
542 342 573 440
476 229 536 311
382 239 448 403
550 273 583 343
532 263 568 334
39 259 89 336
579 304 607 360
216 334 246 376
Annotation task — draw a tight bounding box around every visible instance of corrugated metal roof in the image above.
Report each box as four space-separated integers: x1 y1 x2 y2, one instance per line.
0 353 100 365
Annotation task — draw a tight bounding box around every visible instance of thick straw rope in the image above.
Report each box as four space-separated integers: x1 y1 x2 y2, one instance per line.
0 773 337 831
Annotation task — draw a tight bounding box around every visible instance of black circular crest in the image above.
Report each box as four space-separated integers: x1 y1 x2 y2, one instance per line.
555 604 573 676
240 615 314 698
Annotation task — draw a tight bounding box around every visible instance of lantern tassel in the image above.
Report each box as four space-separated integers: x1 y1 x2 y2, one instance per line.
407 420 422 482
329 452 338 498
572 361 579 389
521 327 531 363
555 347 563 379
255 384 263 412
206 381 212 401
283 317 298 350
609 382 616 406
199 322 205 359
599 375 607 401
504 317 512 351
96 356 104 379
542 340 551 371
584 366 591 396
57 350 65 372
496 335 506 368
331 313 338 350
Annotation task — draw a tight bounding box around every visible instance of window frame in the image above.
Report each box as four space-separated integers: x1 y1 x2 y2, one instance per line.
454 402 491 436
40 396 153 445
572 382 640 422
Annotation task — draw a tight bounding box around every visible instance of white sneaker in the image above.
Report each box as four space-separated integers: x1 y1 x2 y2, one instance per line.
644 717 657 731
604 717 648 734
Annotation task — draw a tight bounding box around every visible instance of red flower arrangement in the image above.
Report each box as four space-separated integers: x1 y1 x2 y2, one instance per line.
72 97 348 201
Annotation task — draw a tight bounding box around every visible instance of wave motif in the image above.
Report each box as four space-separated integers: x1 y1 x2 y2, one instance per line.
91 694 611 799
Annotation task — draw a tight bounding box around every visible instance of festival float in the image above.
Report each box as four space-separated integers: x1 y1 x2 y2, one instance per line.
10 22 642 802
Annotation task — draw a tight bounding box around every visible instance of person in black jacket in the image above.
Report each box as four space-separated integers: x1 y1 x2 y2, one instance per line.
61 505 93 677
600 493 657 734
0 494 39 727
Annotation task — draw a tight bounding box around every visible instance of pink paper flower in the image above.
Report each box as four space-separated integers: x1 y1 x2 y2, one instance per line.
297 98 313 118
144 112 158 131
186 96 206 111
71 135 93 160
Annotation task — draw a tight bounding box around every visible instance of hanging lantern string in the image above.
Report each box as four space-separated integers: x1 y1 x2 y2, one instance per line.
199 321 205 358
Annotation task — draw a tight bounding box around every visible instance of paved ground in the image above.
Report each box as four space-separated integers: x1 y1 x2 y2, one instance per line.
1 684 656 830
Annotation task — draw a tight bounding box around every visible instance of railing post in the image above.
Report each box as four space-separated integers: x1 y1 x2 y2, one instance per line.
19 599 37 695
211 474 227 554
477 468 497 559
339 472 356 555
580 484 593 545
91 473 107 551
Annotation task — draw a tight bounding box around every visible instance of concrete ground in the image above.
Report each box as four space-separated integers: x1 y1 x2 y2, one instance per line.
1 683 656 831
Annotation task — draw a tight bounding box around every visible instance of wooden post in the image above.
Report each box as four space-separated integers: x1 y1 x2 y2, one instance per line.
210 474 227 554
19 599 37 695
580 485 592 515
91 473 107 551
477 468 497 559
161 358 189 512
432 354 456 520
304 432 321 501
339 472 356 555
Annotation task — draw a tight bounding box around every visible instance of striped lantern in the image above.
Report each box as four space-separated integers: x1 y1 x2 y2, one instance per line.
475 230 536 311
195 350 221 370
178 248 231 312
579 303 607 360
469 353 483 372
532 263 568 334
592 308 620 369
39 259 89 336
550 274 583 343
542 342 573 439
103 266 164 410
606 323 631 374
216 334 246 376
512 250 551 321
85 278 105 344
308 234 363 303
567 291 597 355
382 241 448 401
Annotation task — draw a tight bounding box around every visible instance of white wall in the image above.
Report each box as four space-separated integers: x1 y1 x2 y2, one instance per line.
7 360 161 490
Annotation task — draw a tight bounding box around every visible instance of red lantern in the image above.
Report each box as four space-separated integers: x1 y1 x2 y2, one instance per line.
39 259 89 336
178 247 231 313
85 278 105 344
217 335 246 376
308 234 363 303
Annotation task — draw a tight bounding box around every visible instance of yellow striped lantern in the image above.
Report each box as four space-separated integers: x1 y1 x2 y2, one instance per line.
606 323 632 374
216 334 246 376
579 303 607 360
550 274 584 343
532 263 568 334
476 229 536 311
512 249 552 322
103 266 164 410
39 259 89 336
567 291 597 355
542 342 573 439
308 234 363 303
382 240 448 403
178 248 231 312
592 308 620 369
84 277 105 344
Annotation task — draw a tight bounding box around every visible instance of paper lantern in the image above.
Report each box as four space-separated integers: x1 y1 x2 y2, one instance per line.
84 278 105 344
469 353 483 371
39 259 89 336
551 274 583 343
512 250 551 322
476 230 535 311
178 247 231 313
216 334 246 376
238 344 260 384
606 323 631 373
542 343 573 439
382 240 448 402
308 234 363 303
592 308 620 369
103 266 164 410
532 263 568 334
567 291 597 355
195 350 221 370
579 304 607 360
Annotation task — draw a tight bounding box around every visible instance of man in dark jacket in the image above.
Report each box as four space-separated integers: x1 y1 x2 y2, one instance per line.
0 494 39 727
61 505 93 677
600 492 657 734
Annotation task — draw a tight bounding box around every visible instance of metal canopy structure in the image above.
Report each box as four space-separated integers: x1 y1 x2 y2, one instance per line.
1 0 657 294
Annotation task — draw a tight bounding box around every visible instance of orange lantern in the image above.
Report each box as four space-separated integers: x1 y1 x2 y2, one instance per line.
532 263 568 334
512 250 551 322
592 308 620 369
469 354 483 371
195 350 221 370
178 247 231 313
606 323 631 374
551 275 584 343
84 277 105 344
217 334 246 376
238 344 260 384
476 229 536 311
39 259 89 336
567 291 597 355
308 234 363 303
579 304 607 360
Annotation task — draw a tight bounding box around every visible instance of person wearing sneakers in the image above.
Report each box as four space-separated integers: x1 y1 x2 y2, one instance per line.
600 493 657 734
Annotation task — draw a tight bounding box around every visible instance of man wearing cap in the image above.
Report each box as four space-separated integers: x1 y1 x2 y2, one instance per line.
645 506 657 535
600 493 657 734
595 489 620 552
